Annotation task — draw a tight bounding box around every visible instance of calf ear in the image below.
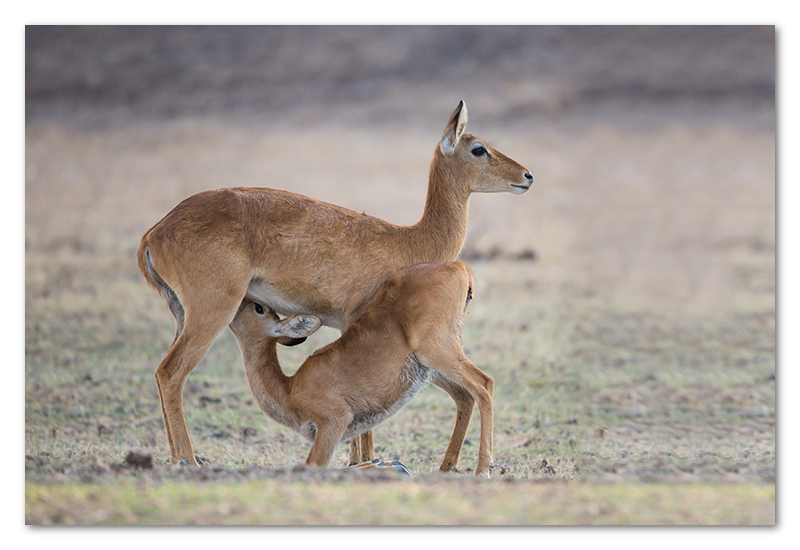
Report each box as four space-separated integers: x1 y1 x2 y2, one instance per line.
271 314 322 339
439 100 468 157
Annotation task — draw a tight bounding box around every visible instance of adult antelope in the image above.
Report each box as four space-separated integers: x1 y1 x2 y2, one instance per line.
138 101 532 466
229 261 493 476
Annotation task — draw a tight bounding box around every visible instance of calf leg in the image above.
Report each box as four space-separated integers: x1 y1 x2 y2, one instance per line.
458 360 494 477
419 347 494 478
307 416 353 468
432 375 475 472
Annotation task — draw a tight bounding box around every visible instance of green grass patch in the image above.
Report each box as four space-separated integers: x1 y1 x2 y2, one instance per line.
25 480 774 525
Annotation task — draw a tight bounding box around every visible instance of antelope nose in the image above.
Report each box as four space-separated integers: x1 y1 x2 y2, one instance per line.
524 172 533 182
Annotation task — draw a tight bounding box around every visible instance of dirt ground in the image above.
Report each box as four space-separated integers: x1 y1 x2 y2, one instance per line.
24 26 775 524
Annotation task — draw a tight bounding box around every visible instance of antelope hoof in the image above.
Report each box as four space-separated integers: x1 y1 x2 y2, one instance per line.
376 460 412 476
349 458 381 467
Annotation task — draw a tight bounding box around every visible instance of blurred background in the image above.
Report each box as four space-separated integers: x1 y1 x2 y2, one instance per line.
25 25 775 313
26 26 774 126
25 26 776 488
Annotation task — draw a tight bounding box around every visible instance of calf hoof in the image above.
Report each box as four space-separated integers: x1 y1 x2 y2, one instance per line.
476 463 493 478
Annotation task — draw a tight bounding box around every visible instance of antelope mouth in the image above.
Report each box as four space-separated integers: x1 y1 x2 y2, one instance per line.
510 183 531 193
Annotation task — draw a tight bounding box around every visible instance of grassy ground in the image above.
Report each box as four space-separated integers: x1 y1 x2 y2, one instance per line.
24 114 775 525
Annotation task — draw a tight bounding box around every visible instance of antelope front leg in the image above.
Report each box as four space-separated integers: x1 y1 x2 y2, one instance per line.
359 431 375 462
348 436 363 465
348 430 376 465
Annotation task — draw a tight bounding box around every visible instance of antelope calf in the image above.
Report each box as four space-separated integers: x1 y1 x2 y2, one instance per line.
228 261 494 477
138 100 530 466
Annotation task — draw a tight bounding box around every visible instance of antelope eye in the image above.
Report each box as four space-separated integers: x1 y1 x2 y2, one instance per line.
471 146 487 157
254 303 265 315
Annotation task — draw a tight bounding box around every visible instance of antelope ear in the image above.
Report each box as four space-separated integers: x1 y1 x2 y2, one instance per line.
271 314 322 339
439 100 468 157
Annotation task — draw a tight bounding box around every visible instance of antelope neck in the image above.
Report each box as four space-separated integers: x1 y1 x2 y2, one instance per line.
405 151 470 263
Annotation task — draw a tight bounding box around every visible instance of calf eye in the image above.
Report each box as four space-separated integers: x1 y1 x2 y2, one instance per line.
254 303 265 315
471 146 487 157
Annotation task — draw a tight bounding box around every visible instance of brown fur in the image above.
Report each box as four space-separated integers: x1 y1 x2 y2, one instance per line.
229 262 494 476
137 101 530 465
